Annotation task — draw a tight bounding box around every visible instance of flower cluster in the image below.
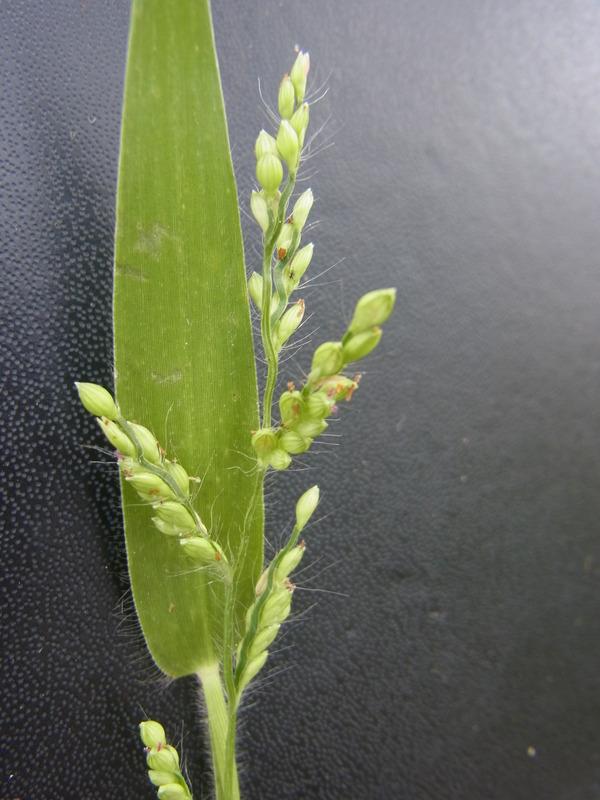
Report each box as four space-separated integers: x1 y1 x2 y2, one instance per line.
233 486 319 693
139 721 192 800
249 50 315 362
253 49 310 199
75 43 398 800
75 383 226 569
251 288 396 469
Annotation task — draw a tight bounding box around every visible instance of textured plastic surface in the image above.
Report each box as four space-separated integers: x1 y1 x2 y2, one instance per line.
2 1 600 798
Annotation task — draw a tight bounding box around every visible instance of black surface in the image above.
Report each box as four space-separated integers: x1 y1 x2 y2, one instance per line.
3 1 600 798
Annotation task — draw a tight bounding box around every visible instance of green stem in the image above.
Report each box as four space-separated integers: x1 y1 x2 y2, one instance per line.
260 247 279 429
224 692 240 800
198 663 240 800
260 173 297 429
222 583 235 702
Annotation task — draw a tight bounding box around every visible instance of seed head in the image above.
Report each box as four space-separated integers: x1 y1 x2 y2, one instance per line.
126 471 176 500
291 189 313 231
276 222 294 257
318 374 359 402
348 288 396 334
180 537 224 565
238 650 269 693
295 418 327 438
280 429 311 455
97 417 136 457
154 500 196 531
342 326 382 363
275 542 306 581
254 129 278 159
279 389 304 423
268 448 292 471
310 341 344 380
285 243 314 292
248 624 280 660
157 784 188 800
305 391 334 419
164 461 190 496
256 153 283 193
276 120 299 171
247 272 263 310
290 50 310 102
250 190 270 232
75 382 119 420
278 75 295 119
148 771 178 787
251 428 277 458
139 720 166 748
129 422 161 465
261 585 294 626
295 484 320 531
276 300 305 349
290 102 310 146
146 744 180 772
152 517 188 537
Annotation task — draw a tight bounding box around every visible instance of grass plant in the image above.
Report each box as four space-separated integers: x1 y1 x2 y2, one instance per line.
76 3 395 796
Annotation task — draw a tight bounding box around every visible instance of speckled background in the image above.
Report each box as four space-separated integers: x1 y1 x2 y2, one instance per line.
2 1 600 798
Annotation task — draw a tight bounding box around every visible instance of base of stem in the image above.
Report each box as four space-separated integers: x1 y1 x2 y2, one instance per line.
197 663 240 800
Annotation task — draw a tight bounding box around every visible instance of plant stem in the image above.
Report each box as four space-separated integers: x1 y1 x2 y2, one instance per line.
211 167 299 794
197 663 240 800
223 692 240 800
222 582 235 703
260 174 297 429
260 247 279 429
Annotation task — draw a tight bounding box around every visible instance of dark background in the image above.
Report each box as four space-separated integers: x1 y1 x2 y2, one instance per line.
2 1 600 798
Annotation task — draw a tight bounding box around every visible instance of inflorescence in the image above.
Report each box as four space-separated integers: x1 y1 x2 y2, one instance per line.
75 382 227 573
76 47 396 800
248 49 396 470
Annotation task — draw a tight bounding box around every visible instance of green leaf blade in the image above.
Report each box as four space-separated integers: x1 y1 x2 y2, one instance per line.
114 0 262 677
